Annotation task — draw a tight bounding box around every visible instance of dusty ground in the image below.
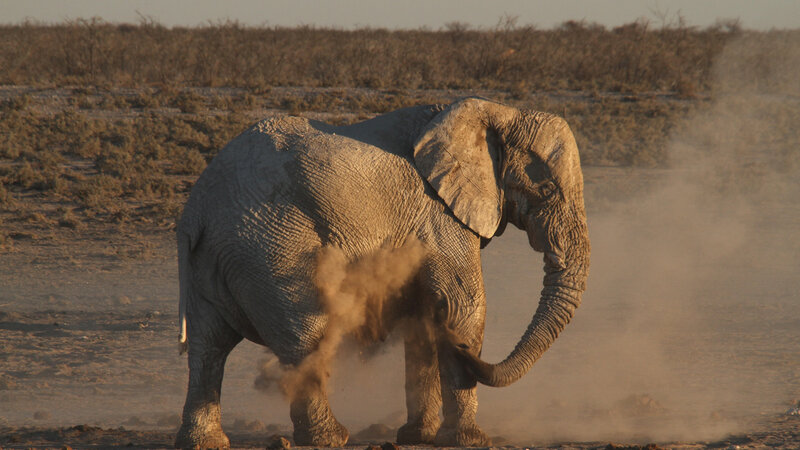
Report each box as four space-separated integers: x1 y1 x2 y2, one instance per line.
1 163 798 449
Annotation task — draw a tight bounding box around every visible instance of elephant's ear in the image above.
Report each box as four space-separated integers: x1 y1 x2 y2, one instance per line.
413 98 511 238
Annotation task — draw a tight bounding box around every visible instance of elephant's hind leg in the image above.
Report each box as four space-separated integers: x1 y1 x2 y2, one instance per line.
175 297 242 449
289 370 349 446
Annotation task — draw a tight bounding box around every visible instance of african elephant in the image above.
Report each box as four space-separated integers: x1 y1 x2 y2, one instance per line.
174 97 590 448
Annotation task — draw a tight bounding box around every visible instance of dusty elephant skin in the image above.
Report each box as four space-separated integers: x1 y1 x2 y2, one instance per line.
174 97 590 448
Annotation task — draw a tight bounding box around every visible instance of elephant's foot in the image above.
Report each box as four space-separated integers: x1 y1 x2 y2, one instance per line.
175 423 230 449
434 423 491 447
292 417 349 447
396 419 439 445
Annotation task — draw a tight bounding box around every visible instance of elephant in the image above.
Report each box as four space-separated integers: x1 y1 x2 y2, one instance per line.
174 97 590 448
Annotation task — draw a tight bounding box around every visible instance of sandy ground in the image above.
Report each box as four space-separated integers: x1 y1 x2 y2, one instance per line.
1 163 798 449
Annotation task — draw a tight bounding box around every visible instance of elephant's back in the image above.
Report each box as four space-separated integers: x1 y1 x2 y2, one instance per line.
179 117 303 237
289 123 433 253
182 113 432 252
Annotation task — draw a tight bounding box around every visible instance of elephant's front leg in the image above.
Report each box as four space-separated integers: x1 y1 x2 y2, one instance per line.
397 319 441 444
434 325 491 446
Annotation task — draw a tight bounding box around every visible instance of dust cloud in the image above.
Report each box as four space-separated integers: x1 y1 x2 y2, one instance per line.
476 31 800 443
255 237 426 402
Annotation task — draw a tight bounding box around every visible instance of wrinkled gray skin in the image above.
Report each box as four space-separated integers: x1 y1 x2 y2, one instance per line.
174 98 590 448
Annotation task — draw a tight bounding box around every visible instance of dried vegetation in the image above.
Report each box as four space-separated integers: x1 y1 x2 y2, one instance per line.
0 18 792 243
0 16 737 92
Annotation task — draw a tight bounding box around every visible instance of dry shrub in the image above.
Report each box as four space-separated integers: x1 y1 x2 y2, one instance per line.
210 95 230 110
150 197 184 223
130 90 160 109
57 208 84 229
94 145 136 178
99 93 130 109
173 91 206 113
11 162 50 190
0 230 12 251
1 94 30 111
170 148 207 175
0 183 13 206
74 174 124 209
0 110 35 159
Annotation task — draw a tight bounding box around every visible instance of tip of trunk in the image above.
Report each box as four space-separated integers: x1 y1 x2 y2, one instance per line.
450 343 513 387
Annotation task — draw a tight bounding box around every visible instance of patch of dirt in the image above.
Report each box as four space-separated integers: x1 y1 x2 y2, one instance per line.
0 415 798 449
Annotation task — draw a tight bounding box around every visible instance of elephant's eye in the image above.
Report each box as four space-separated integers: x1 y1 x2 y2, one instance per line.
538 182 556 200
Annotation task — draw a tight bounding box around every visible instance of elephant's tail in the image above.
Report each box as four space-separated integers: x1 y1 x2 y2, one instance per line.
177 229 193 355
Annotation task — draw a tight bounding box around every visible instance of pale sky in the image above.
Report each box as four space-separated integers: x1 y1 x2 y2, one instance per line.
2 0 799 30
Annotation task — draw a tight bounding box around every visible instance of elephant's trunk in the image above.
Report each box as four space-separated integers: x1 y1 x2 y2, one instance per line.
455 212 589 387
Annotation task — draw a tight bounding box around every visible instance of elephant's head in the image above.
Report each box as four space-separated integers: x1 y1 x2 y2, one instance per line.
413 97 590 387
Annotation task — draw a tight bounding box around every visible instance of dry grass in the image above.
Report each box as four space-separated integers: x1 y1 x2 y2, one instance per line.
0 85 693 241
0 18 747 93
1 17 759 245
0 90 252 238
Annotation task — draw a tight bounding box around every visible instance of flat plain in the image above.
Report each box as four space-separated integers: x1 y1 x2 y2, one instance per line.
1 21 799 449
